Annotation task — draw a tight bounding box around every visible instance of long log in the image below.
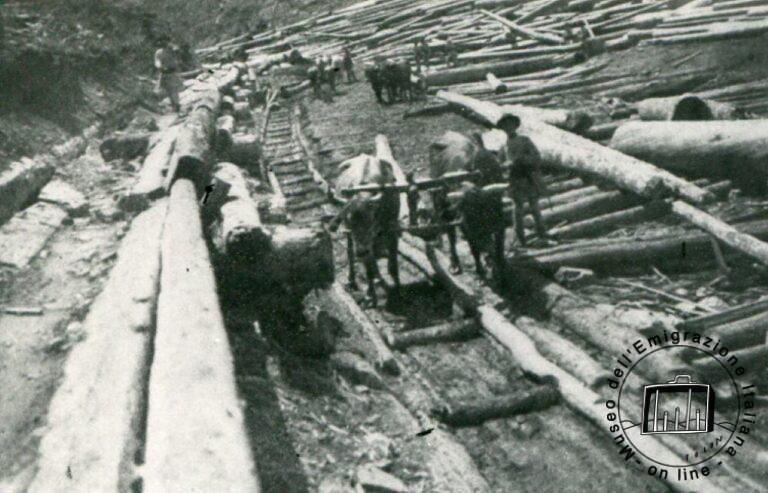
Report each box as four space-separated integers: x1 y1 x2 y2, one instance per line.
480 9 565 45
676 297 768 331
28 202 166 493
386 319 479 349
143 179 260 493
642 18 768 46
692 343 766 381
672 200 768 266
0 156 55 226
523 219 768 274
636 94 739 121
436 90 713 204
548 180 731 239
439 386 560 427
611 120 768 194
424 54 575 87
708 310 768 350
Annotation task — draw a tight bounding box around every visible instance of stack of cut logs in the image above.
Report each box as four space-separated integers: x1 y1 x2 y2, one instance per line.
27 56 334 491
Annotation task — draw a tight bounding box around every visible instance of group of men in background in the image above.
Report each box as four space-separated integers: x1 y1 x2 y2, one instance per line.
308 46 357 102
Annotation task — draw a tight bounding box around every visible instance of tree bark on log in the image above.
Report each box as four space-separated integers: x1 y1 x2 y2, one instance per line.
610 120 768 194
387 319 479 349
523 220 768 274
0 156 55 226
439 386 560 427
120 126 178 213
209 162 271 260
209 163 333 296
144 179 260 493
636 94 739 121
672 200 768 266
29 202 166 493
437 90 713 204
424 54 576 87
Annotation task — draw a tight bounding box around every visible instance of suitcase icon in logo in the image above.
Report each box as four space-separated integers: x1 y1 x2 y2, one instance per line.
641 375 715 434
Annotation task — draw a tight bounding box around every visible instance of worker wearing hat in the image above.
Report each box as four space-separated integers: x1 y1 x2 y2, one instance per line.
497 114 548 246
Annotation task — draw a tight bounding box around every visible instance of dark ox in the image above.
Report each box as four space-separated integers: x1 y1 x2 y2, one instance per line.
364 64 384 103
428 131 506 279
334 154 401 307
381 60 414 104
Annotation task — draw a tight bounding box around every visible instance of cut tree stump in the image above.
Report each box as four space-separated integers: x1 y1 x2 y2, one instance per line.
28 201 166 493
143 179 260 493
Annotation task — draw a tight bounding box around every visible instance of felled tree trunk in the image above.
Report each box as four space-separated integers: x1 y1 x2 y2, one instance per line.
439 386 560 427
437 90 713 204
120 127 178 213
0 156 55 225
636 94 739 121
424 54 575 87
672 200 768 267
209 163 334 297
522 220 768 274
143 179 259 493
610 120 768 194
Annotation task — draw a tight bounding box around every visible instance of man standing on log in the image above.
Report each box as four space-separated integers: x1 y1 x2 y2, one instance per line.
343 45 358 84
154 37 183 113
497 114 548 246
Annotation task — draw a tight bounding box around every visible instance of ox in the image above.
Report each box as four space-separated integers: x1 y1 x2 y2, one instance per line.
428 131 506 279
332 154 401 307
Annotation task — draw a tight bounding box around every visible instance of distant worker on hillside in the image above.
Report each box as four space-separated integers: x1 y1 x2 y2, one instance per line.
154 37 183 113
497 114 548 246
343 46 358 83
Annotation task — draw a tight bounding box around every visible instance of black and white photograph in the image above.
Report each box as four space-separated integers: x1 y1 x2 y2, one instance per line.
0 0 767 491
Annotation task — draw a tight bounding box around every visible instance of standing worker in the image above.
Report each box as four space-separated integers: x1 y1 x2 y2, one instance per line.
444 37 458 67
496 114 548 247
154 37 183 113
342 46 358 83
